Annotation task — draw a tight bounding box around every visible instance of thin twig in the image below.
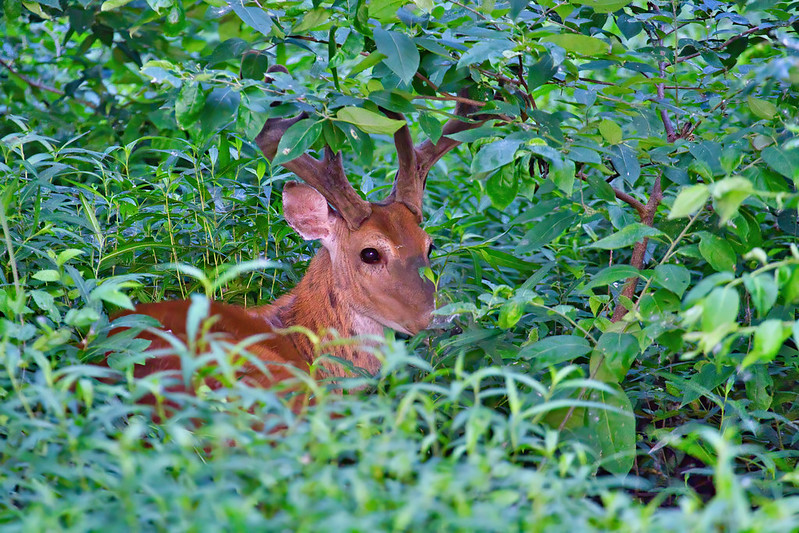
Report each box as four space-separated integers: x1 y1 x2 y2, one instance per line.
412 94 488 108
0 57 99 109
672 26 770 65
578 171 646 217
611 174 663 322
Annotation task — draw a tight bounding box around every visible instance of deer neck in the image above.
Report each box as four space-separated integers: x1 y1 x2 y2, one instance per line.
259 248 383 377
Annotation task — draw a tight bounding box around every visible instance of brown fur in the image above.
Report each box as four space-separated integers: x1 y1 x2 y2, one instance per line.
106 192 435 405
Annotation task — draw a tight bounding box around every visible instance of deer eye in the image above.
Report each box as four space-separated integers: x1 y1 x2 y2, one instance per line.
360 247 381 264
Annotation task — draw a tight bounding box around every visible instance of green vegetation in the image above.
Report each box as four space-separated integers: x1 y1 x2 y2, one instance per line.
3 0 799 530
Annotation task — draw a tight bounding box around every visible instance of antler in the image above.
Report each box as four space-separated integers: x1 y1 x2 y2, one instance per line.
384 95 486 221
255 67 372 230
257 65 488 226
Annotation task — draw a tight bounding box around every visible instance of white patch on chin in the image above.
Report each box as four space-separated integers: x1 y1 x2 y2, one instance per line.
351 312 385 338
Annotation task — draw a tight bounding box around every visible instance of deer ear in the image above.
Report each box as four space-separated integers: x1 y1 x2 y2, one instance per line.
283 182 335 242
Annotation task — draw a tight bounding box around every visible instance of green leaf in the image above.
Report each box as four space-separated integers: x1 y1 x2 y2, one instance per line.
608 144 639 184
589 223 662 250
742 319 789 368
709 176 753 224
742 273 778 318
519 335 592 366
56 249 84 267
240 52 268 80
272 119 323 165
745 364 773 411
373 28 419 84
419 113 442 144
653 264 691 298
701 286 739 333
230 1 272 37
583 265 640 292
550 159 576 195
681 363 734 406
542 34 609 56
457 39 514 69
101 0 134 10
761 145 799 183
472 139 524 173
669 184 709 219
515 211 577 253
526 54 558 89
293 7 329 32
32 269 61 282
368 0 404 21
498 300 524 329
748 96 778 120
90 281 135 310
571 0 631 13
585 383 635 476
486 164 519 210
784 267 799 304
591 332 639 383
335 107 405 135
598 119 622 145
175 82 206 130
698 232 736 272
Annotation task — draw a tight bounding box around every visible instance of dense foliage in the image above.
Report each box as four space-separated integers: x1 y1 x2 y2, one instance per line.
3 0 799 529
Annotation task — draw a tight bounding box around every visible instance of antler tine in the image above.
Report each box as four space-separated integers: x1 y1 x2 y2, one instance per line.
255 68 372 230
386 92 488 221
416 96 486 179
381 109 424 220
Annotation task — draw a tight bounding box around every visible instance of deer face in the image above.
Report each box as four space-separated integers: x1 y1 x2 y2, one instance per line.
283 182 435 335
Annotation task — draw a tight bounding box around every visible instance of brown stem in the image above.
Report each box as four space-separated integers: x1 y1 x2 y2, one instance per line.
657 62 677 142
611 174 663 322
672 26 768 65
412 94 488 108
578 171 647 217
0 58 98 109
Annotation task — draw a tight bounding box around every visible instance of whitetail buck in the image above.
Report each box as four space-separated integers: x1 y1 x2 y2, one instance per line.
112 68 484 398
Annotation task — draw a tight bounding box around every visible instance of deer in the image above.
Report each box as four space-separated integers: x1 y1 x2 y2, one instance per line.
110 67 485 404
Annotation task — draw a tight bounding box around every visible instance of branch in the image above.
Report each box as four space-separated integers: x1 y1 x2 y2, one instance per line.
578 171 646 218
0 58 99 110
672 26 770 65
611 174 663 322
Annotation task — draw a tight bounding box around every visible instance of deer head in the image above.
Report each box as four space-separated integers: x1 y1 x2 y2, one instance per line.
255 69 484 337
